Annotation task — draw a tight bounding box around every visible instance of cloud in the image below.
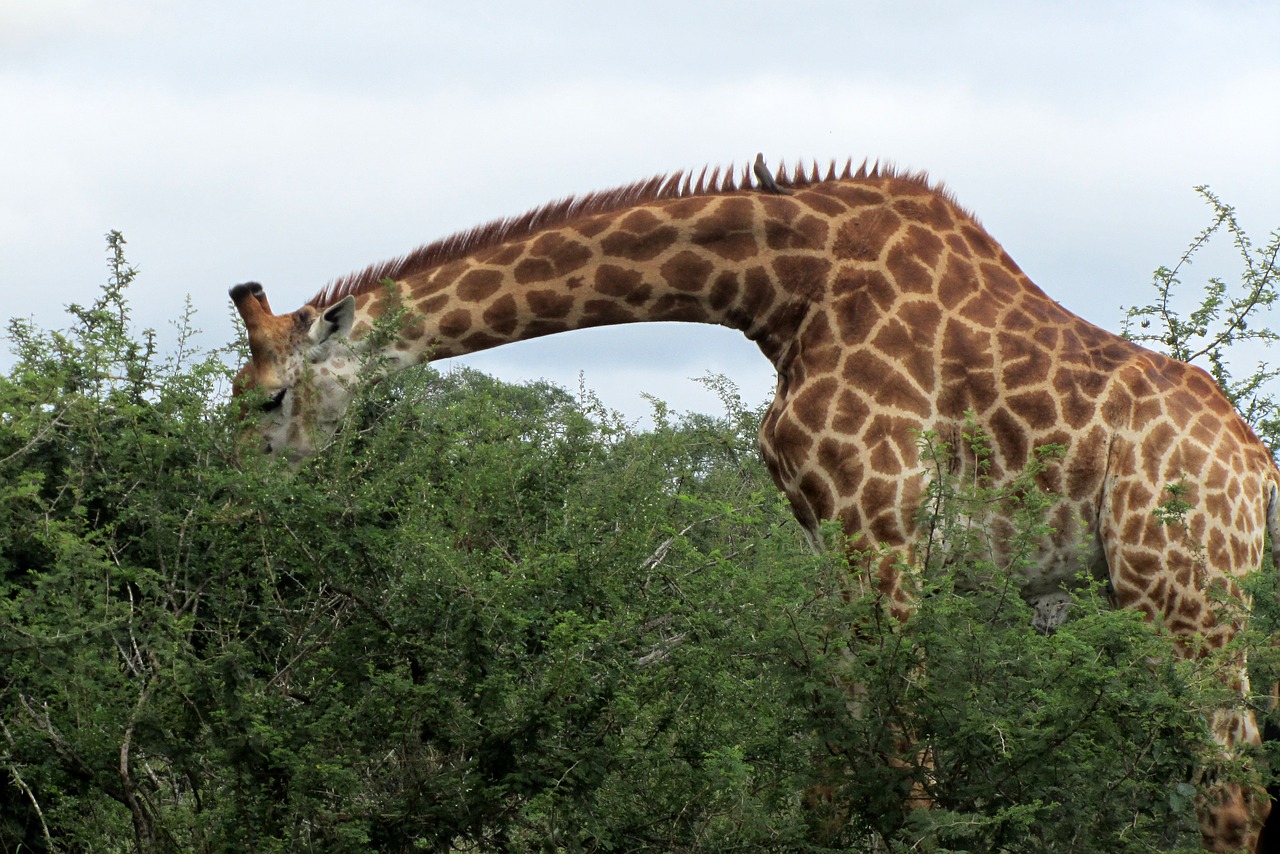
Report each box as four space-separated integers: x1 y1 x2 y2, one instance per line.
2 3 1278 420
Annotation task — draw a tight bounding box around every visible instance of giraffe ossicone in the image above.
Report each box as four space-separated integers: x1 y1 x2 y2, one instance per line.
230 157 1280 851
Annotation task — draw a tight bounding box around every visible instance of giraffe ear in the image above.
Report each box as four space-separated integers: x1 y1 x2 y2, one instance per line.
310 295 356 344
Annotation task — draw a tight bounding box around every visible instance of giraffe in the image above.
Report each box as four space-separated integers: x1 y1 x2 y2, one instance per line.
229 157 1280 851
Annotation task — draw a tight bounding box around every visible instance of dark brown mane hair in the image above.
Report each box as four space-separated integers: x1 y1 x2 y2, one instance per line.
308 158 945 308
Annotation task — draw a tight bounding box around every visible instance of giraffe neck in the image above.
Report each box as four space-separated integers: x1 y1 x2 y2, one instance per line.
345 192 821 374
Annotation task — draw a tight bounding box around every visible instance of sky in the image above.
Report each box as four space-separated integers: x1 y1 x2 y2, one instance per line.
3 0 1279 420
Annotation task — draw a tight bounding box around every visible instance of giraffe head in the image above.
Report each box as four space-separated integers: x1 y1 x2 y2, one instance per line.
230 282 361 462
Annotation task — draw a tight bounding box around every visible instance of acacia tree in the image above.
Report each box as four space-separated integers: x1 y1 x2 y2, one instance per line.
1122 186 1280 449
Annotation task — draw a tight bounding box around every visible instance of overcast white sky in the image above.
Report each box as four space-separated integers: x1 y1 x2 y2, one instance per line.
3 0 1278 419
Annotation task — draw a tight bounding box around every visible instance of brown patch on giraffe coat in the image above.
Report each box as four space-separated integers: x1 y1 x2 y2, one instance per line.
886 245 934 295
581 299 637 326
1033 325 1061 350
514 257 556 284
457 268 504 302
764 209 830 251
1149 575 1171 608
897 298 943 345
617 209 663 232
858 412 918 460
691 197 760 261
799 190 850 218
1053 368 1104 430
1000 342 1053 389
863 478 902 538
420 293 451 315
1184 368 1219 401
482 295 519 335
481 243 525 266
818 438 861 498
526 289 576 319
980 263 1024 305
1119 510 1145 544
799 471 836 520
902 224 946 268
530 231 593 273
798 312 841 375
594 264 651 304
959 224 1000 259
1190 413 1218 447
831 209 902 261
989 406 1030 470
599 215 680 261
772 255 832 298
661 196 714 220
1139 422 1179 482
870 320 931 407
427 263 466 291
740 267 777 317
708 272 740 311
1124 550 1162 582
944 232 972 259
827 184 887 210
831 388 873 435
409 276 441 300
824 291 874 349
523 319 571 338
834 268 897 315
1008 389 1059 431
1176 594 1204 623
651 293 708 322
1233 533 1255 568
937 258 977 309
661 250 716 292
843 349 899 396
1208 528 1231 569
1066 426 1108 499
1206 461 1230 491
895 196 958 232
1174 443 1210 480
1140 516 1171 549
868 434 904 474
439 309 472 338
957 288 1001 328
769 411 815 466
1002 308 1036 333
460 330 505 350
571 215 612 240
1125 481 1156 510
401 313 425 340
791 376 839 432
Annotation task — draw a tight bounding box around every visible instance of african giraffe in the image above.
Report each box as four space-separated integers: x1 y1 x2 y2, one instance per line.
230 157 1280 851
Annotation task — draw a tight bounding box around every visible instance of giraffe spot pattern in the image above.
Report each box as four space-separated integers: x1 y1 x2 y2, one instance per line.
526 289 576 319
458 268 504 301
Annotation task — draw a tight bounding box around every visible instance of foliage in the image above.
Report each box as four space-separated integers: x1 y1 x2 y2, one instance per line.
1122 186 1280 450
0 207 1276 853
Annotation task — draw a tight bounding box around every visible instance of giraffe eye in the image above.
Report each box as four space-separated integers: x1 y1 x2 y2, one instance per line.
261 389 287 413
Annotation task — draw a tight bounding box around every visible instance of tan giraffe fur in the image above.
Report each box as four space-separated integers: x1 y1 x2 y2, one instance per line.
230 158 1280 851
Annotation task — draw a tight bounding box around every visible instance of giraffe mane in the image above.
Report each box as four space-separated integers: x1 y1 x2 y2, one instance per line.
308 157 955 308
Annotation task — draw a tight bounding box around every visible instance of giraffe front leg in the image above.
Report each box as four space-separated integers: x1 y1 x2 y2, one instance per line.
1197 698 1269 852
1101 532 1269 850
829 543 937 832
